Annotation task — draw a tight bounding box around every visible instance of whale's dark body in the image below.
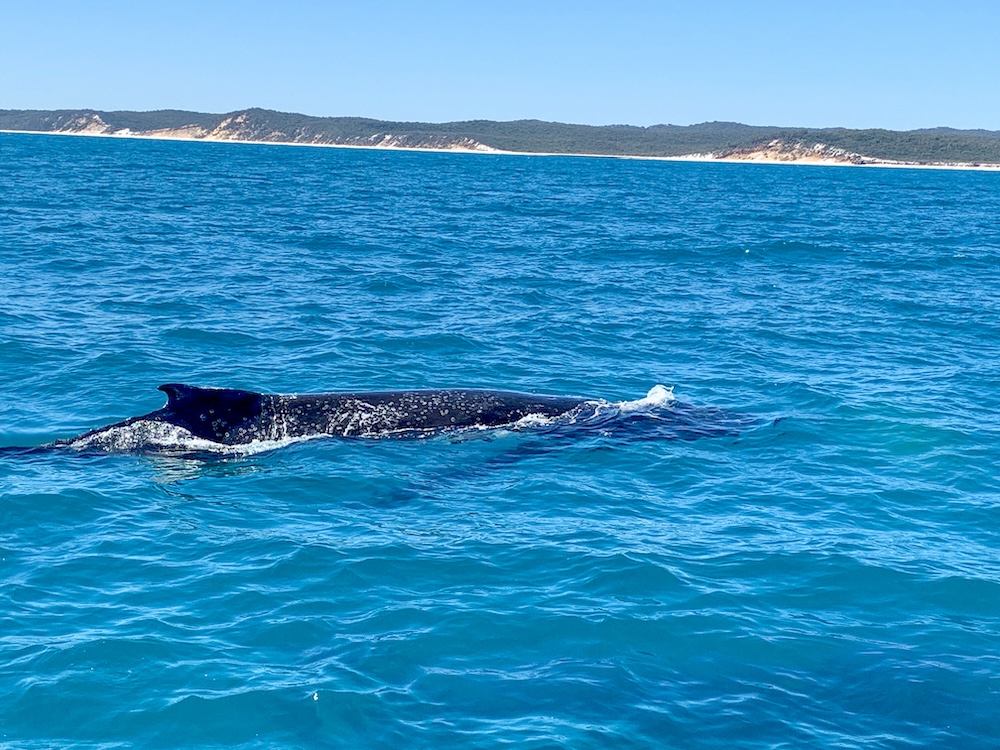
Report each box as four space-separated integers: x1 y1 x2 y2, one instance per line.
62 384 590 451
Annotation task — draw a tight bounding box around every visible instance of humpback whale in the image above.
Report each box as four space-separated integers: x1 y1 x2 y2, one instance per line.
0 383 757 457
60 384 592 452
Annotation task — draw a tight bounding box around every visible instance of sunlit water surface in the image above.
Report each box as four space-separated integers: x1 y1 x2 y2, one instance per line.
2 133 1000 748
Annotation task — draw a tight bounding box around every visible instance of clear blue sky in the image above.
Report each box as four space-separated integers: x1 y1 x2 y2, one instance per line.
2 0 997 130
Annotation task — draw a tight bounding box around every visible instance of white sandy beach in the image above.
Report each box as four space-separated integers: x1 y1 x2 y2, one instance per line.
3 127 999 172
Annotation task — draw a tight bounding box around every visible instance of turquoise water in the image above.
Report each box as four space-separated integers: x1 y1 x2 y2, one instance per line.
2 132 1000 748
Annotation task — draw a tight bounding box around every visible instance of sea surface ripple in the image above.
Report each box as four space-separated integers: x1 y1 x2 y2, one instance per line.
2 133 1000 748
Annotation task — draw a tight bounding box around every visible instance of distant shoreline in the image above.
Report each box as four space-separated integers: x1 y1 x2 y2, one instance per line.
3 115 1000 172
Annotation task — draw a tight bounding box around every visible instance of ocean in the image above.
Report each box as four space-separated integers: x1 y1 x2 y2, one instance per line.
2 131 999 748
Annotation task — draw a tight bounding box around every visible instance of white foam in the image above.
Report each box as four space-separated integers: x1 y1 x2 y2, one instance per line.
67 421 207 452
511 412 561 429
618 384 674 413
204 435 314 456
67 419 312 456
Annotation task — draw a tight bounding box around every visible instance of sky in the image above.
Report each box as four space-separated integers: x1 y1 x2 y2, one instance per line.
1 0 998 131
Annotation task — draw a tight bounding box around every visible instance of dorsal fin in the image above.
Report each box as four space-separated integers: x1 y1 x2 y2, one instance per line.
156 384 265 443
159 383 206 410
157 383 263 409
158 384 264 411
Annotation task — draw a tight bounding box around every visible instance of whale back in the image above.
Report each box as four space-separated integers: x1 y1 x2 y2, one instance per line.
38 383 753 455
277 389 586 435
158 383 265 444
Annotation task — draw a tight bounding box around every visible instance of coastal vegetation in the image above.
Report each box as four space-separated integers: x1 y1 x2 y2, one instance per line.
2 108 999 165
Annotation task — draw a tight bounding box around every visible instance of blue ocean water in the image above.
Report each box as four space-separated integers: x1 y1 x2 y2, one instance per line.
2 131 1000 748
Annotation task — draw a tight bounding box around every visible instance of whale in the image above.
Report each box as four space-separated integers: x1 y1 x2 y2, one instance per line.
58 383 592 452
0 383 761 457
